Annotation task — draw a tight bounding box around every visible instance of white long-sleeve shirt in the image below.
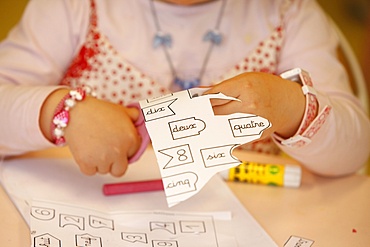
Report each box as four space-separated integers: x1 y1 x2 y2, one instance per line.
0 0 369 176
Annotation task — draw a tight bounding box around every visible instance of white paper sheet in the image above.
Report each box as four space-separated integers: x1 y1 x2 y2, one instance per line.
30 200 228 247
284 236 314 247
139 88 271 207
0 148 277 247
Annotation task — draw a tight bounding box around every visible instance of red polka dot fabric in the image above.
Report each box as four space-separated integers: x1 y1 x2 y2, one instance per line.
59 0 294 155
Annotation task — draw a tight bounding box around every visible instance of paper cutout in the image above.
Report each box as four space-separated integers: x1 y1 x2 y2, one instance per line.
139 88 271 207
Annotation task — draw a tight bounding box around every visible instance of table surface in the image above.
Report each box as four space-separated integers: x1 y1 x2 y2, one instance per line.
1 147 369 247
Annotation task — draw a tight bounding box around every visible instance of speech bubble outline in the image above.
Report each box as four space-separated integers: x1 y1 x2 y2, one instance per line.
163 172 198 197
228 116 271 137
200 144 240 168
31 207 55 221
152 240 179 247
169 117 206 140
121 233 148 244
75 234 102 247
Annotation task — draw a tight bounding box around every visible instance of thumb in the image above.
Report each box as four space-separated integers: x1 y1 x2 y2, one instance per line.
125 106 140 122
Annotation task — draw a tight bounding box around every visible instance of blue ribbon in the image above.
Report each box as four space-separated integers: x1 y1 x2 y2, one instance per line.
203 29 223 45
153 32 172 48
174 77 200 90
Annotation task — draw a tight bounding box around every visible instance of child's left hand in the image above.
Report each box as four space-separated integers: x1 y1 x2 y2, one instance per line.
205 72 306 139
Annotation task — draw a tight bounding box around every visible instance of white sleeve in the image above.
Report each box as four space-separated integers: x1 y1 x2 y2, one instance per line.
275 0 370 176
0 0 89 155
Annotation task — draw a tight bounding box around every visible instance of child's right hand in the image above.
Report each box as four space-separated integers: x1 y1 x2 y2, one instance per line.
204 72 306 139
40 89 141 177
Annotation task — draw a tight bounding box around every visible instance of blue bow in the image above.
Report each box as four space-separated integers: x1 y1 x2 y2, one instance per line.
203 29 223 45
153 32 172 48
174 77 200 90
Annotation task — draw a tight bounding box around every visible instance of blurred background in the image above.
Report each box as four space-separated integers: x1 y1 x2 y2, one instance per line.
0 0 369 173
0 0 368 98
0 1 369 64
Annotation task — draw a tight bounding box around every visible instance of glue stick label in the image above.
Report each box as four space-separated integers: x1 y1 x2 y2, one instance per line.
228 162 285 186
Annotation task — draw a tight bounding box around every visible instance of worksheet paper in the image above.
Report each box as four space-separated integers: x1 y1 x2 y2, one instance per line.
30 200 225 247
139 88 271 207
0 148 277 246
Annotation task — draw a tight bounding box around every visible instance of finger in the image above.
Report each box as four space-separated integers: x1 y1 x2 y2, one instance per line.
209 98 233 107
212 105 233 115
126 106 140 122
110 158 128 177
73 154 97 176
79 164 97 176
212 100 243 115
97 162 112 175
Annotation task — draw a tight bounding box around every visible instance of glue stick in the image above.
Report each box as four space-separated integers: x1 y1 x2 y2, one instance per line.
220 161 302 188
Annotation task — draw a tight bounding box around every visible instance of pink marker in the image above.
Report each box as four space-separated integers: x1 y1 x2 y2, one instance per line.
103 179 164 196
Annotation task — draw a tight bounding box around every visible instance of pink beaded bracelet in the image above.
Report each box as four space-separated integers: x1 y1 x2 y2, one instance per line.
51 86 94 146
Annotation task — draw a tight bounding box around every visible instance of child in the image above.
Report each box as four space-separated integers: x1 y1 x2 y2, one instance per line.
0 0 369 177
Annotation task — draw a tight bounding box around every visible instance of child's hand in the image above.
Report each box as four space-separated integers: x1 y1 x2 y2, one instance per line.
64 97 141 177
205 72 306 139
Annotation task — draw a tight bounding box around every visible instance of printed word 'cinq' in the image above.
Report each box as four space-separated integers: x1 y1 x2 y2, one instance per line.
166 179 191 189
